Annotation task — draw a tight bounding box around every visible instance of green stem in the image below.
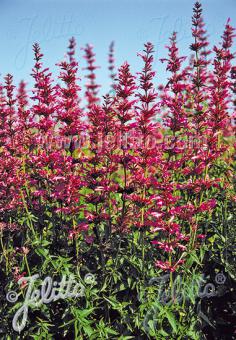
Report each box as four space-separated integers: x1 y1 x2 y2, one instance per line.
24 254 31 276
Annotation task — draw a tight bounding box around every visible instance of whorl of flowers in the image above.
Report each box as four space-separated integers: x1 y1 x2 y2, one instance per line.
57 37 84 140
31 43 57 133
108 41 116 90
82 43 101 108
190 1 211 130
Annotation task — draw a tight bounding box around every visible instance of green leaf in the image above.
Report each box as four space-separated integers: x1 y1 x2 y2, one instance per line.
166 310 177 333
159 328 169 337
105 327 119 335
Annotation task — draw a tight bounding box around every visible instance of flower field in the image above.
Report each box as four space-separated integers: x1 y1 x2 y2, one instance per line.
0 2 236 339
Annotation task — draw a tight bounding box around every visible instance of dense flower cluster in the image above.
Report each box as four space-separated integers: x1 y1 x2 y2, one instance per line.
0 2 235 277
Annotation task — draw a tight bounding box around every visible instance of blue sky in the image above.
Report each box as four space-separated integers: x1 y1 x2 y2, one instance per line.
0 0 235 95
